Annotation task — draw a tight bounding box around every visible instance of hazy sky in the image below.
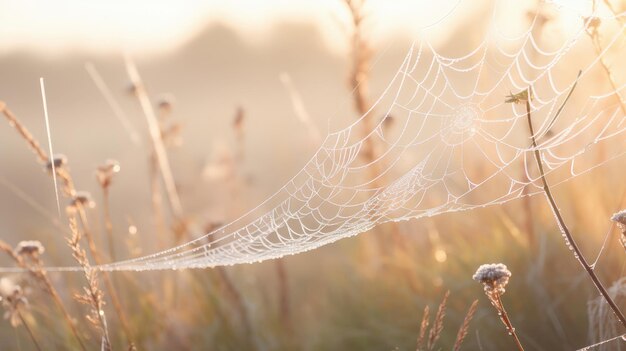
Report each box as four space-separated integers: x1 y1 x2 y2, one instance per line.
0 0 477 55
0 0 595 56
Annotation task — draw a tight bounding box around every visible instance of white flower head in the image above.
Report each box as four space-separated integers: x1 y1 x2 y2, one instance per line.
473 263 511 294
611 210 626 226
14 240 45 257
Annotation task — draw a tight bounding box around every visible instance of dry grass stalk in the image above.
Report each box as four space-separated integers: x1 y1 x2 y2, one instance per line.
522 86 626 329
342 0 411 263
0 101 48 163
67 211 112 351
1 101 135 345
94 161 137 345
344 0 379 170
0 240 87 350
344 0 372 118
149 151 168 249
427 291 448 350
453 300 478 351
124 56 185 226
473 263 524 351
74 198 135 344
97 159 121 261
416 305 429 349
416 291 451 351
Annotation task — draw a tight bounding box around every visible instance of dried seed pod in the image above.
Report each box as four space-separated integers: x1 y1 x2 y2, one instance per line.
72 191 96 209
96 159 121 188
44 154 67 173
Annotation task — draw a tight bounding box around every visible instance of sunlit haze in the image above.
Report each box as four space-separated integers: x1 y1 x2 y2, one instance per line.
1 0 473 55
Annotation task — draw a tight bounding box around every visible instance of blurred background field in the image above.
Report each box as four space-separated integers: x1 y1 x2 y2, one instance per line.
1 0 626 350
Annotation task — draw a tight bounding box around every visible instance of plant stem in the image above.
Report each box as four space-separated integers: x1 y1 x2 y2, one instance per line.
495 294 525 351
1 102 133 345
102 186 116 261
124 56 184 222
77 207 134 344
524 88 626 329
38 266 88 351
18 311 43 351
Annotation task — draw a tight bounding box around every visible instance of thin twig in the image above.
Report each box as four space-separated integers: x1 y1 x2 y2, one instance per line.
525 86 626 329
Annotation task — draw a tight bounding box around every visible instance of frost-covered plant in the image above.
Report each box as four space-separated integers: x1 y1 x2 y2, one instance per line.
611 210 626 251
473 263 524 351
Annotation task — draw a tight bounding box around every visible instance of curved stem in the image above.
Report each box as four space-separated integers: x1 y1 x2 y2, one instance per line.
525 89 626 329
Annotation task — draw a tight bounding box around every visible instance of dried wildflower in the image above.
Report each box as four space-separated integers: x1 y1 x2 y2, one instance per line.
473 263 511 294
44 153 67 172
0 277 28 327
505 90 532 104
14 241 45 258
473 263 524 350
71 191 96 209
96 159 121 188
611 210 626 250
156 94 175 115
611 210 626 226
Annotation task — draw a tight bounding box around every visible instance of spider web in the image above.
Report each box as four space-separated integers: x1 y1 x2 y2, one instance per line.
2 0 626 274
